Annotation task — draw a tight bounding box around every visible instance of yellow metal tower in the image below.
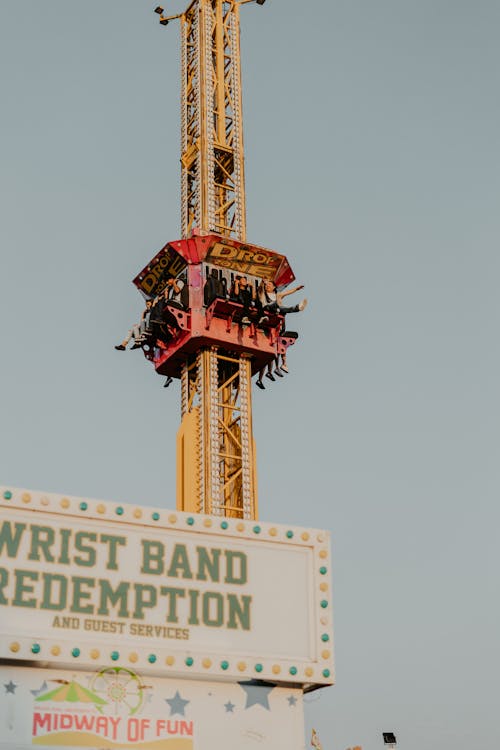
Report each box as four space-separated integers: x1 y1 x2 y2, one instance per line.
180 0 247 240
135 0 296 522
176 0 258 520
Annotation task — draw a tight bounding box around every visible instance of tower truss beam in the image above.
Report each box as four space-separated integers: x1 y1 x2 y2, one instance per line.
177 348 257 519
181 0 246 241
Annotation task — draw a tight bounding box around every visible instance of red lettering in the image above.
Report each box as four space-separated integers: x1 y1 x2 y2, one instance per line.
96 716 111 735
73 715 96 732
180 721 193 736
32 712 51 736
60 714 73 731
156 720 194 736
108 716 120 740
128 717 140 742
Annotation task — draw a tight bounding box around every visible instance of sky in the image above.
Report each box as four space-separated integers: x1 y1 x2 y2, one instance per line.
1 1 499 749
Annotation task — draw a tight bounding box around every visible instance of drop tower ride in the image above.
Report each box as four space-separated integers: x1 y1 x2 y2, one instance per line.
132 0 300 521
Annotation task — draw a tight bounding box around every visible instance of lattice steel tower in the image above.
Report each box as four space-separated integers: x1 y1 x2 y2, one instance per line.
131 0 299 521
180 0 247 240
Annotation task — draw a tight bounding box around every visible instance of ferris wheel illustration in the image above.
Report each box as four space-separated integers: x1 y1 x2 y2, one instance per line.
90 667 148 716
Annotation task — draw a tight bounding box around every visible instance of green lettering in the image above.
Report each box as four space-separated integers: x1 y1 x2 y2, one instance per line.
224 550 247 584
41 573 68 611
74 532 97 567
141 540 164 575
133 584 157 619
188 589 199 625
98 579 130 618
167 544 193 579
160 586 186 623
70 576 95 614
28 525 55 562
202 591 224 627
227 594 251 630
0 522 25 558
0 567 9 604
13 569 38 608
196 547 221 582
57 528 72 565
101 534 127 571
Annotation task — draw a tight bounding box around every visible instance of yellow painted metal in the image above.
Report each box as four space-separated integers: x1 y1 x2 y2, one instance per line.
176 1 258 520
176 409 200 514
180 0 246 241
176 348 257 519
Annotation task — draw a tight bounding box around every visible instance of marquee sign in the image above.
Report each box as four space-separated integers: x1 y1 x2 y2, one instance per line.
0 487 334 688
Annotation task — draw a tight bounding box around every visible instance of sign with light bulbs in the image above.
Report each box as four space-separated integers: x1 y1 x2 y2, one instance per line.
0 486 334 688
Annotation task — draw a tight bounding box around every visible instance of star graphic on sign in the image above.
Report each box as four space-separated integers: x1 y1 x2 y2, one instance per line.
239 682 275 710
4 681 17 694
287 695 297 707
165 691 190 716
224 701 235 712
30 681 48 696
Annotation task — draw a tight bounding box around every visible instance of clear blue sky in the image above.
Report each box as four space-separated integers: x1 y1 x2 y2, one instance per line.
1 2 499 749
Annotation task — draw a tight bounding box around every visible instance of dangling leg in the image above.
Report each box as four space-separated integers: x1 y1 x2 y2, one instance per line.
256 367 265 389
115 324 140 351
274 356 284 377
130 324 143 349
265 361 275 382
279 299 307 314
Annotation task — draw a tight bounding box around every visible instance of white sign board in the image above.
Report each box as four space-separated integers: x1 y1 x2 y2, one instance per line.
0 664 305 749
0 487 334 688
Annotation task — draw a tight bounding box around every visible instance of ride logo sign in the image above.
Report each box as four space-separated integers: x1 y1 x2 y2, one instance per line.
30 666 193 749
205 242 286 280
